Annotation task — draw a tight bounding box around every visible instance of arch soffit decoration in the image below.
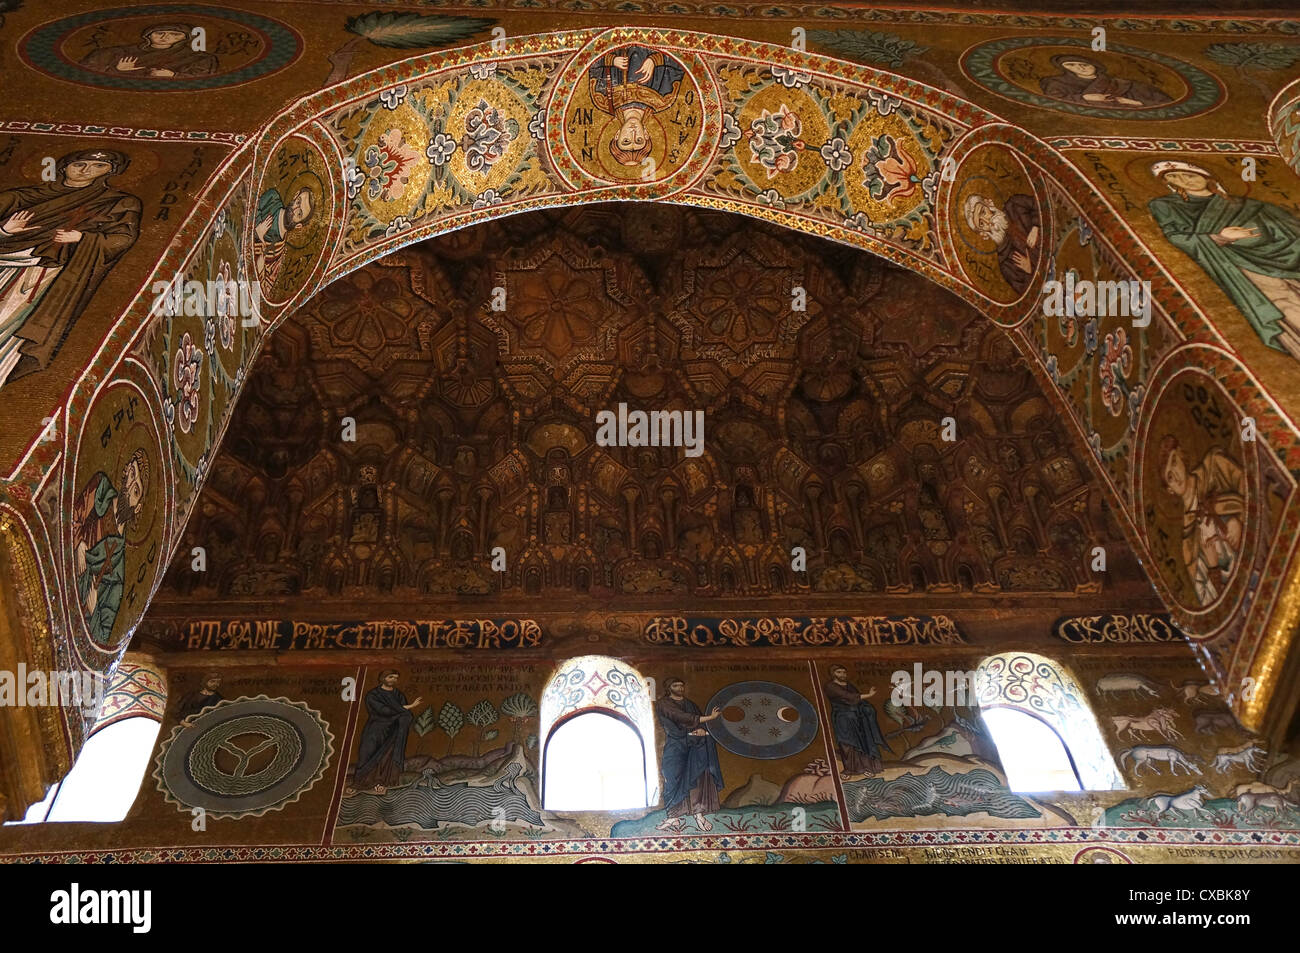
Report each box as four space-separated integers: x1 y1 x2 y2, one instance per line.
5 28 1300 743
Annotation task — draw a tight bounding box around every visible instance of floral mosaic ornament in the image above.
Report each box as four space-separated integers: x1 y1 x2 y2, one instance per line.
151 181 256 499
747 103 806 180
712 62 946 252
336 63 553 246
171 332 203 435
1033 185 1157 481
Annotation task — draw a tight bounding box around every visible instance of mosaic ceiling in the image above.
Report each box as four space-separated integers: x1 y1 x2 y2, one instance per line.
154 204 1153 613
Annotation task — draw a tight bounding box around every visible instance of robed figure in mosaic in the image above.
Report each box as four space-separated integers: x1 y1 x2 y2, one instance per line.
963 191 1041 297
825 665 890 778
587 46 686 167
1038 54 1171 108
253 186 315 289
176 673 224 722
1149 160 1300 360
350 671 422 793
0 149 140 388
78 22 218 79
1158 435 1247 606
656 678 724 832
72 448 149 645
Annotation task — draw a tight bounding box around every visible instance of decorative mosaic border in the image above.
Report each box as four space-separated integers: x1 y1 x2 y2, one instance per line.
3 825 1299 864
1049 138 1278 154
241 0 1300 34
0 120 245 143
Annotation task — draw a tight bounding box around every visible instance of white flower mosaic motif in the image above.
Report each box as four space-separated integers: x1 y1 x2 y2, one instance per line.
845 210 875 233
720 112 742 150
469 61 498 80
214 260 237 351
756 188 786 209
528 111 546 140
426 132 456 167
210 208 228 243
385 216 412 237
157 279 179 319
920 168 943 206
379 85 408 110
344 160 365 201
820 136 852 172
867 90 900 117
472 188 503 210
174 332 203 435
770 64 811 88
1127 384 1146 428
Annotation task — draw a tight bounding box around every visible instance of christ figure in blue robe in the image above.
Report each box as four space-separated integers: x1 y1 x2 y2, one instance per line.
350 671 422 793
655 678 723 832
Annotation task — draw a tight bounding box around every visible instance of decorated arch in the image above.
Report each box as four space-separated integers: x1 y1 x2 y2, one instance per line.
2 16 1300 818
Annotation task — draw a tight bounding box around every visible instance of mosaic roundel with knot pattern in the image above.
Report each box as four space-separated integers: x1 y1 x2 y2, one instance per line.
154 695 334 818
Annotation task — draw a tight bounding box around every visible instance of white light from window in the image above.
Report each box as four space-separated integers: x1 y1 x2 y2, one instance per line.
544 712 647 811
41 717 161 822
982 707 1082 793
5 782 60 825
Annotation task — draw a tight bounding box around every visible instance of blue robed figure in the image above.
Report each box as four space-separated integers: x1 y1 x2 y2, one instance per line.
656 678 724 832
351 671 422 792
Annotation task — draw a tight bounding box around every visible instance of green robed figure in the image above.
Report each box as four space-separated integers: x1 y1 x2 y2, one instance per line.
72 449 149 645
1148 160 1300 360
253 186 315 289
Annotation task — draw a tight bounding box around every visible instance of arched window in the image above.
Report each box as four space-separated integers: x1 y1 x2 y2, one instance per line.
975 652 1122 792
544 711 647 810
980 707 1081 793
539 656 657 811
8 658 167 824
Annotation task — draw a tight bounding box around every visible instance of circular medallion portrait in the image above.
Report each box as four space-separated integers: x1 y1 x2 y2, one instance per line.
21 4 302 92
67 372 170 654
251 134 335 309
553 39 712 192
961 37 1222 121
1135 363 1258 625
944 140 1046 314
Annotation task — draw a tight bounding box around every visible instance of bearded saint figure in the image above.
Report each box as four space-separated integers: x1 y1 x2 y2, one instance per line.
963 192 1041 297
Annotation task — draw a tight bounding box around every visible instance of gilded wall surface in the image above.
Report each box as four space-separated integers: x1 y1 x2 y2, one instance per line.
2 638 1297 864
2 1 1300 845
